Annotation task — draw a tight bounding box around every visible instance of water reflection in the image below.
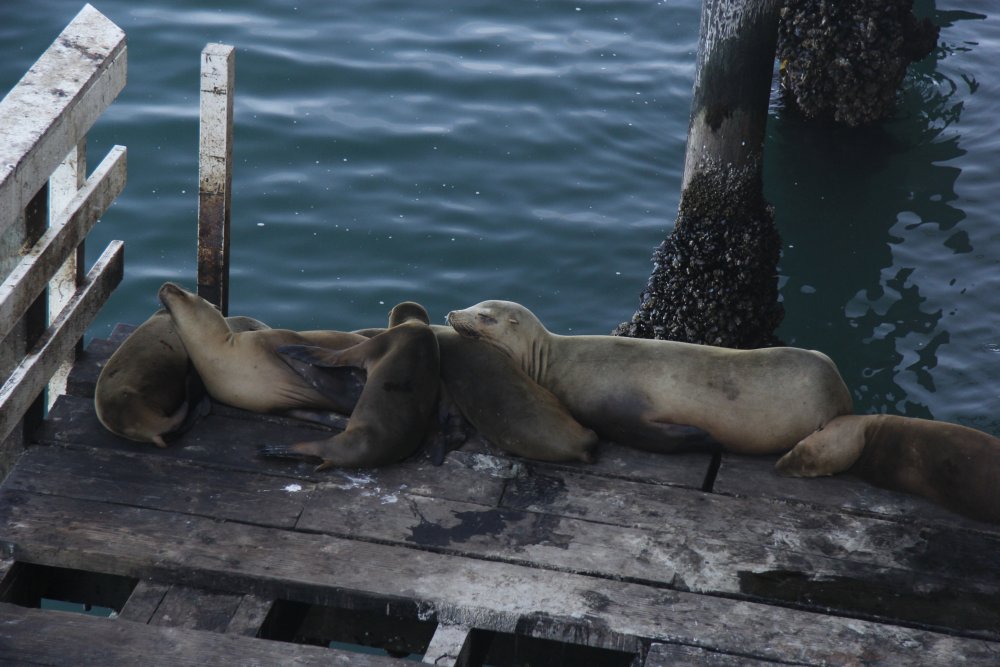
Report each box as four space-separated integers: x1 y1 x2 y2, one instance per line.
766 9 984 420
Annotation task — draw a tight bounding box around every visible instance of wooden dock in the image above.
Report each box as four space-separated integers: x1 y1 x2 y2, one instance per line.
0 325 998 665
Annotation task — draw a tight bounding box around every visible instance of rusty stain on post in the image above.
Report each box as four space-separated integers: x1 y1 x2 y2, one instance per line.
197 43 234 315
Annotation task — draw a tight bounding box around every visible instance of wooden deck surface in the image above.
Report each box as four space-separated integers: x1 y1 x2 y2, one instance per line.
1 325 999 665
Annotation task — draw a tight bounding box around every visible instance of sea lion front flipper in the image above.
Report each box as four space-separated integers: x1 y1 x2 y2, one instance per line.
277 345 367 413
425 385 470 466
277 344 346 368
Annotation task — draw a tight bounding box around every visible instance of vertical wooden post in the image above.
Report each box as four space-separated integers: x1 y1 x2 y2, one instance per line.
197 43 235 315
22 185 49 429
48 139 88 406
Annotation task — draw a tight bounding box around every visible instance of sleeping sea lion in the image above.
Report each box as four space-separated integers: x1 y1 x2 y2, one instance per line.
94 308 269 446
293 302 598 463
446 300 852 455
260 301 440 470
776 414 1000 523
157 282 366 415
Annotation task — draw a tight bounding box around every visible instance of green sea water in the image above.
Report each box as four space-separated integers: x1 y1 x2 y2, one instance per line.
2 0 998 429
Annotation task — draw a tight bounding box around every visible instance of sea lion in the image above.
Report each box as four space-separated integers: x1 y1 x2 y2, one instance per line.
446 300 852 455
435 326 598 462
776 414 1000 523
326 302 598 463
94 308 270 447
157 282 367 415
260 301 440 470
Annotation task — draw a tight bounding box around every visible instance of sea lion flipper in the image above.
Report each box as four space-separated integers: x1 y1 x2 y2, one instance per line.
277 346 368 411
276 344 345 367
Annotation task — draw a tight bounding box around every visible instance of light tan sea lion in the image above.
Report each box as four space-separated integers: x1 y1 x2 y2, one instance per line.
157 282 367 415
260 301 440 469
446 300 852 455
776 414 1000 523
94 309 269 446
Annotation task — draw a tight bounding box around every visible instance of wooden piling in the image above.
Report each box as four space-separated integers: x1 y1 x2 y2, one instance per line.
197 43 235 315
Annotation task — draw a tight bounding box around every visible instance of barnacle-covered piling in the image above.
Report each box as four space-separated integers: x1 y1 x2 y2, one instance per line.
776 0 939 126
616 0 784 348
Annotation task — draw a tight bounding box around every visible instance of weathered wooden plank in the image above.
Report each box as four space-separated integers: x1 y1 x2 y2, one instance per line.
0 242 123 444
0 602 405 666
453 430 714 490
3 446 309 529
1 491 998 665
645 642 784 666
197 43 234 314
149 584 243 632
502 464 1000 584
36 394 508 506
0 145 127 339
297 473 1000 637
65 337 119 398
714 452 1000 535
225 594 273 637
422 624 470 666
0 4 126 236
118 580 169 624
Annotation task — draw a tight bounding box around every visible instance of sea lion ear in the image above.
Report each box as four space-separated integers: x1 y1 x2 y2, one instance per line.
508 318 519 325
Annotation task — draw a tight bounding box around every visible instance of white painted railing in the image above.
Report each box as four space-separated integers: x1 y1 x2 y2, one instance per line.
0 4 127 466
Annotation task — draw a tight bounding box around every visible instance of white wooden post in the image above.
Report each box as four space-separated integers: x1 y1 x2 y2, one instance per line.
197 43 235 315
48 138 88 406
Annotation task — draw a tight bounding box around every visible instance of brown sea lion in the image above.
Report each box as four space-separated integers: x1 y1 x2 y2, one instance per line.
314 302 598 463
776 414 1000 523
157 282 366 416
260 301 440 470
446 300 852 455
434 326 598 462
94 308 269 446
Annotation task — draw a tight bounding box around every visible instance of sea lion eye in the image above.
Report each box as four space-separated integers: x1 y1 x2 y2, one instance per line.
477 312 498 325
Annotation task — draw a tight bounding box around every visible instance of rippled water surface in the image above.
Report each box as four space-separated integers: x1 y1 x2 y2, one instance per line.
2 1 998 429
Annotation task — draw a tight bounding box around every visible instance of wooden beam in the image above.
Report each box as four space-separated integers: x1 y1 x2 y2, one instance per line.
0 603 405 666
0 4 126 237
197 43 235 315
0 241 123 444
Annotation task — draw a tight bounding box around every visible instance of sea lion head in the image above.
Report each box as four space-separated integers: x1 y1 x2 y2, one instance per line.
389 301 430 327
448 300 541 347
